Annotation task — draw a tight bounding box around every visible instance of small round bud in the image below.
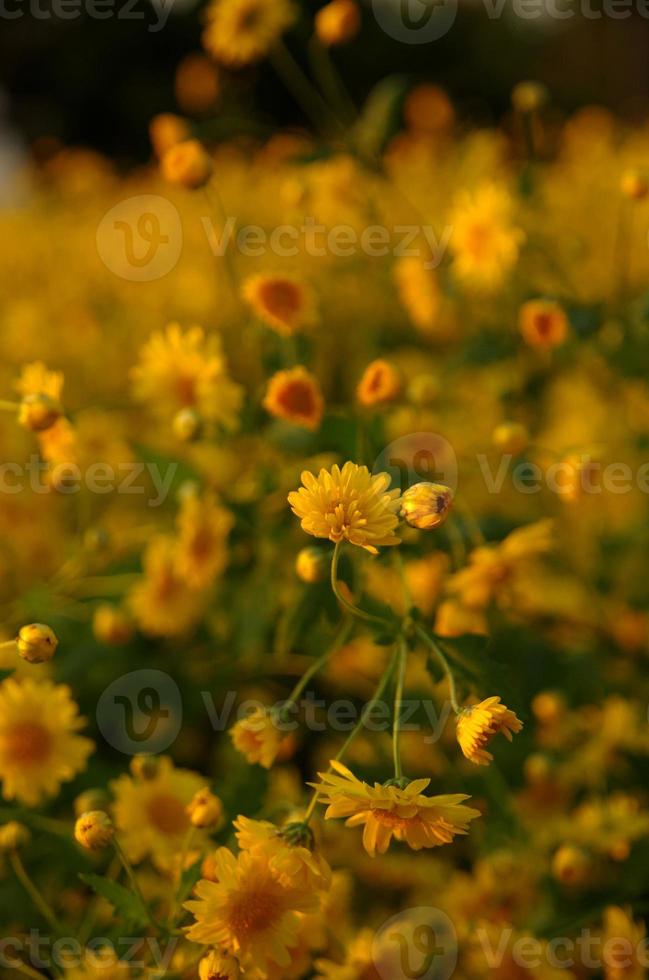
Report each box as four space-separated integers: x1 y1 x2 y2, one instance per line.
74 789 111 818
18 393 63 433
74 811 114 851
149 112 191 158
173 407 204 443
400 482 453 530
492 421 529 456
295 546 328 584
552 844 591 886
315 0 361 46
532 691 565 725
621 169 649 201
0 821 31 851
130 754 162 780
198 950 240 980
187 788 223 829
511 81 548 113
17 623 58 664
92 604 134 646
161 139 213 190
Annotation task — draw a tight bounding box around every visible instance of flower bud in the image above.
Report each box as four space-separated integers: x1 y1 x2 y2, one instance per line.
130 754 162 780
552 844 592 886
18 393 63 433
92 604 133 646
621 169 649 201
400 482 453 530
492 421 529 456
74 811 114 851
0 821 31 851
315 0 361 46
161 139 213 190
198 950 240 980
74 789 111 818
17 623 58 664
187 788 223 829
149 113 191 158
295 546 328 584
173 407 204 443
511 81 548 113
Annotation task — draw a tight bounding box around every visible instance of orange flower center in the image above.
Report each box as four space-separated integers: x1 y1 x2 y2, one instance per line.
228 884 281 939
146 793 190 835
372 809 418 830
277 380 316 416
258 280 302 323
2 721 52 766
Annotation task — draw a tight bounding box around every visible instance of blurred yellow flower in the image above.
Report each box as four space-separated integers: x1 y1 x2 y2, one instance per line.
519 299 569 349
202 0 295 67
356 359 401 407
243 273 315 335
230 706 288 769
263 366 324 430
450 183 524 292
161 139 213 190
235 815 331 892
129 535 206 636
175 491 233 589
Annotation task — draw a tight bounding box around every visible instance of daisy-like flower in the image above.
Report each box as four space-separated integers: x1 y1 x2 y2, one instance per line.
312 760 481 856
110 756 206 869
175 491 234 590
288 462 401 555
129 536 206 637
456 696 523 766
131 324 243 430
356 359 401 407
0 677 94 806
234 815 331 893
242 274 315 335
202 0 295 67
449 182 524 293
263 366 324 431
230 706 288 769
519 299 569 349
184 847 317 973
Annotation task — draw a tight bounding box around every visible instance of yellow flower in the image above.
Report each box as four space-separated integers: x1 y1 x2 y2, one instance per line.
315 0 361 46
602 907 646 980
403 84 454 133
511 80 548 113
456 696 523 766
449 182 524 293
295 546 328 583
0 820 30 850
492 420 529 455
519 299 569 349
202 0 296 67
198 950 241 980
15 361 64 402
312 760 480 856
111 756 206 869
242 274 315 335
288 462 401 554
175 491 233 589
356 359 401 407
184 848 317 972
149 112 191 158
0 677 94 806
17 623 58 664
400 482 453 530
92 604 134 646
234 815 331 893
129 536 206 637
187 787 224 829
132 323 243 429
161 139 213 190
18 393 63 433
74 810 114 850
230 706 287 769
263 366 324 430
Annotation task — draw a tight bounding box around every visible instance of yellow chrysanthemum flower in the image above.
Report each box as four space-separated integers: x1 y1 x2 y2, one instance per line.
175 491 233 590
456 696 523 766
110 756 206 869
0 677 94 806
129 535 206 637
184 847 317 973
288 462 401 555
202 0 296 68
230 706 288 769
242 273 316 335
312 760 481 856
449 182 524 293
234 815 331 893
131 324 243 429
263 366 324 431
15 361 64 402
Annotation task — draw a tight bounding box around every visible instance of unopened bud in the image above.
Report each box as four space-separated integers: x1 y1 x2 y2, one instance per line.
18 393 63 433
74 811 114 851
17 623 58 664
400 482 453 530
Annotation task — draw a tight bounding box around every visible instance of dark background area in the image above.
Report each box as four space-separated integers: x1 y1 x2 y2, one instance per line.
1 0 649 166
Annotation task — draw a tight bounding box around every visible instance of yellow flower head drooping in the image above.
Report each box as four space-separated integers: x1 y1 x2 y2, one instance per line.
315 0 361 47
602 906 646 980
129 536 206 637
519 299 569 349
161 139 213 190
0 677 94 806
312 760 481 856
175 491 234 590
234 815 331 893
263 366 324 431
456 696 523 766
242 274 316 335
356 359 401 407
132 324 244 430
449 183 524 293
202 0 296 67
230 706 289 769
110 756 206 869
184 847 317 973
288 462 401 554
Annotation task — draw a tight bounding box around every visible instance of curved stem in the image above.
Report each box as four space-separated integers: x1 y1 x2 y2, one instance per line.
10 849 64 937
330 540 391 627
415 625 461 715
286 617 353 705
270 40 345 139
113 838 168 934
392 636 408 780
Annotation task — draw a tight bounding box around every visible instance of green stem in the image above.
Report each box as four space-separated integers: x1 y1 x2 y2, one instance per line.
307 35 357 126
270 40 344 139
203 184 240 300
113 838 167 935
330 540 390 627
415 625 461 715
286 618 353 705
392 636 408 780
10 849 64 937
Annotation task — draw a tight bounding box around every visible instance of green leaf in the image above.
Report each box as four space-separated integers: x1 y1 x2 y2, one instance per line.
354 75 409 163
176 857 203 906
79 873 149 928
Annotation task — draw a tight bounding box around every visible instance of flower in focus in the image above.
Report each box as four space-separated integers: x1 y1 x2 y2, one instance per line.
230 706 289 769
315 0 361 46
263 366 324 430
235 815 331 892
132 324 243 429
456 696 523 766
449 183 524 293
312 761 480 856
161 139 213 190
242 274 315 335
356 359 401 407
288 462 401 554
17 623 58 664
74 810 114 850
175 491 234 589
111 756 205 869
202 0 296 67
0 677 94 806
400 482 453 530
519 299 569 349
129 536 206 637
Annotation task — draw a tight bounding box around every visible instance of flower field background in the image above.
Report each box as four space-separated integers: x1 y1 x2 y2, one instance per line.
2 3 649 979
